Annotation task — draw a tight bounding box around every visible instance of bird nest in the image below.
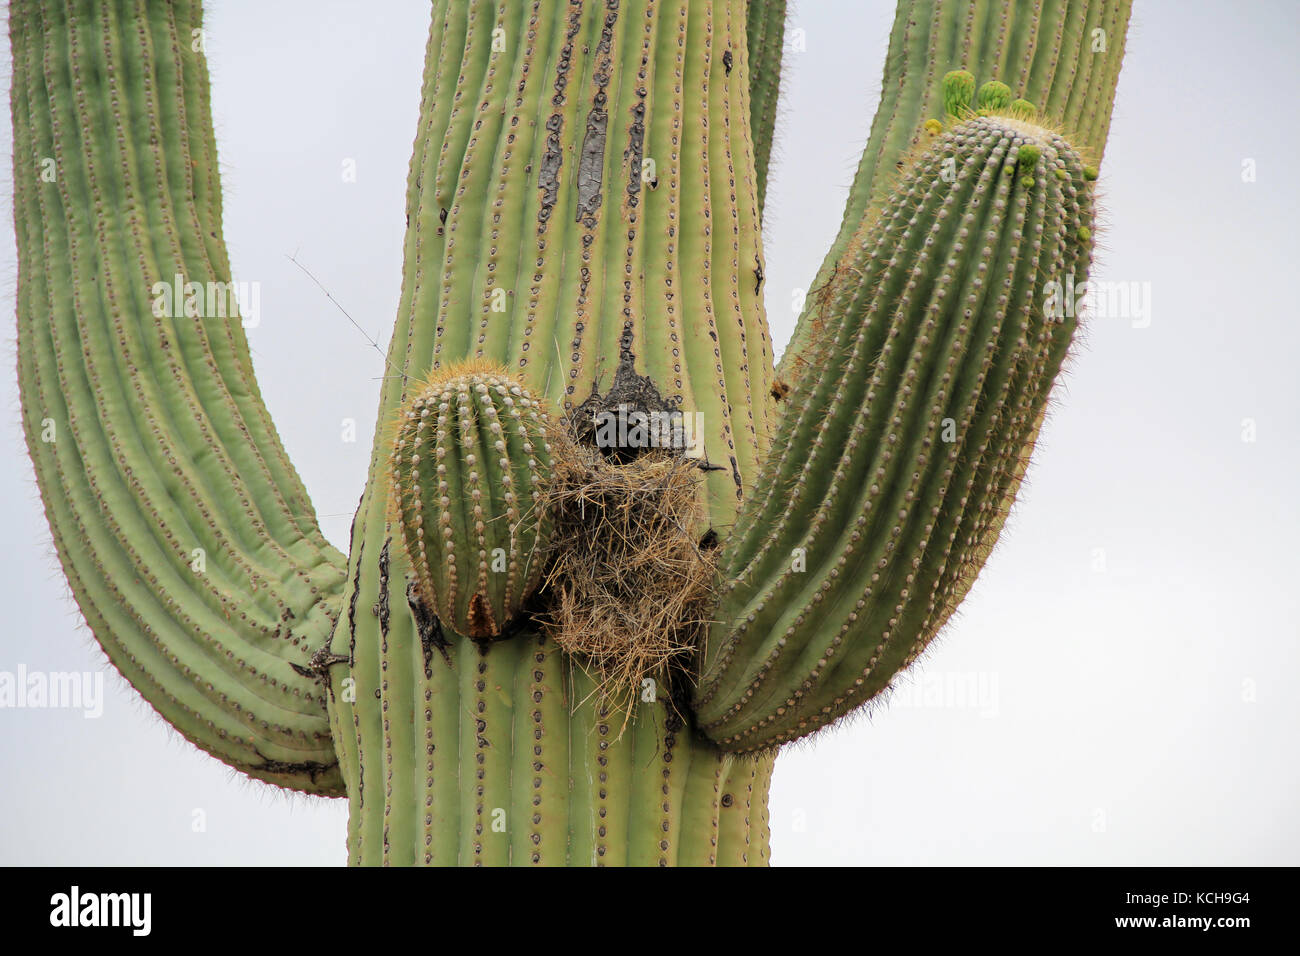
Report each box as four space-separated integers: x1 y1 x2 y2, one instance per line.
538 442 717 727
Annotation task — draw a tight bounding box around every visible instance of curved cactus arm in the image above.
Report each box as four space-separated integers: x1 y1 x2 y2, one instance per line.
697 115 1097 750
775 0 1133 382
745 0 787 220
10 0 348 793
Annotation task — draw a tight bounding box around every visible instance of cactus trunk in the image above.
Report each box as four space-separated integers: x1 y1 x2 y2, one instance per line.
331 627 771 865
325 0 775 865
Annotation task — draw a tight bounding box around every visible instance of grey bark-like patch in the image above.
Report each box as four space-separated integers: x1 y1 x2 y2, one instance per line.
537 114 564 227
575 107 608 222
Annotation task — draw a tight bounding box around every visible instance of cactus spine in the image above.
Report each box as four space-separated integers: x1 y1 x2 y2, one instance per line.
10 0 1130 864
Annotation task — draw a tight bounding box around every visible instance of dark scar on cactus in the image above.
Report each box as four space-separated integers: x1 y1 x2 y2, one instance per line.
568 350 680 457
252 751 337 784
753 255 764 295
573 4 616 224
537 114 564 227
347 534 363 664
407 581 451 673
467 593 496 643
495 586 552 644
536 4 580 227
377 537 392 640
291 644 348 681
576 107 608 221
723 49 733 75
625 101 645 204
465 585 552 653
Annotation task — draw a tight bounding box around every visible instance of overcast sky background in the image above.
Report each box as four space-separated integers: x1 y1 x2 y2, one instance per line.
1 0 1297 866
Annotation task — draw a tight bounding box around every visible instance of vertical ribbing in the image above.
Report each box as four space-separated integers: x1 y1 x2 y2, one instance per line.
350 0 770 526
776 0 1131 382
10 0 347 793
330 0 773 864
744 0 785 220
699 115 1094 750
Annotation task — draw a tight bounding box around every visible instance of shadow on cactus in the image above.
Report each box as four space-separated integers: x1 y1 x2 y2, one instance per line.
9 0 1132 864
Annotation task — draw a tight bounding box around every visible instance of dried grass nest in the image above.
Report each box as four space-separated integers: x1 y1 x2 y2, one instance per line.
537 440 718 725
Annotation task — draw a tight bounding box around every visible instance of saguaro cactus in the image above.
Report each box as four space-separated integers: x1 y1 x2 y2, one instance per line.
10 0 1131 865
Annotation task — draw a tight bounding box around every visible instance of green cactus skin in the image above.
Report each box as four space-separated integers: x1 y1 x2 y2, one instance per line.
363 0 774 528
9 0 346 793
9 0 1129 865
328 0 778 866
697 116 1095 749
778 0 1133 385
389 366 557 640
746 0 787 221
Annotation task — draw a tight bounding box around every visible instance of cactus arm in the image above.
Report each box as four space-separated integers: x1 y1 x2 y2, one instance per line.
692 0 1133 752
745 0 786 220
697 116 1098 750
10 0 347 793
775 0 1132 381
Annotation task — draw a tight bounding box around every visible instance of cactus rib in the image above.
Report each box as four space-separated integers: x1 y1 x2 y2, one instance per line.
745 0 787 221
